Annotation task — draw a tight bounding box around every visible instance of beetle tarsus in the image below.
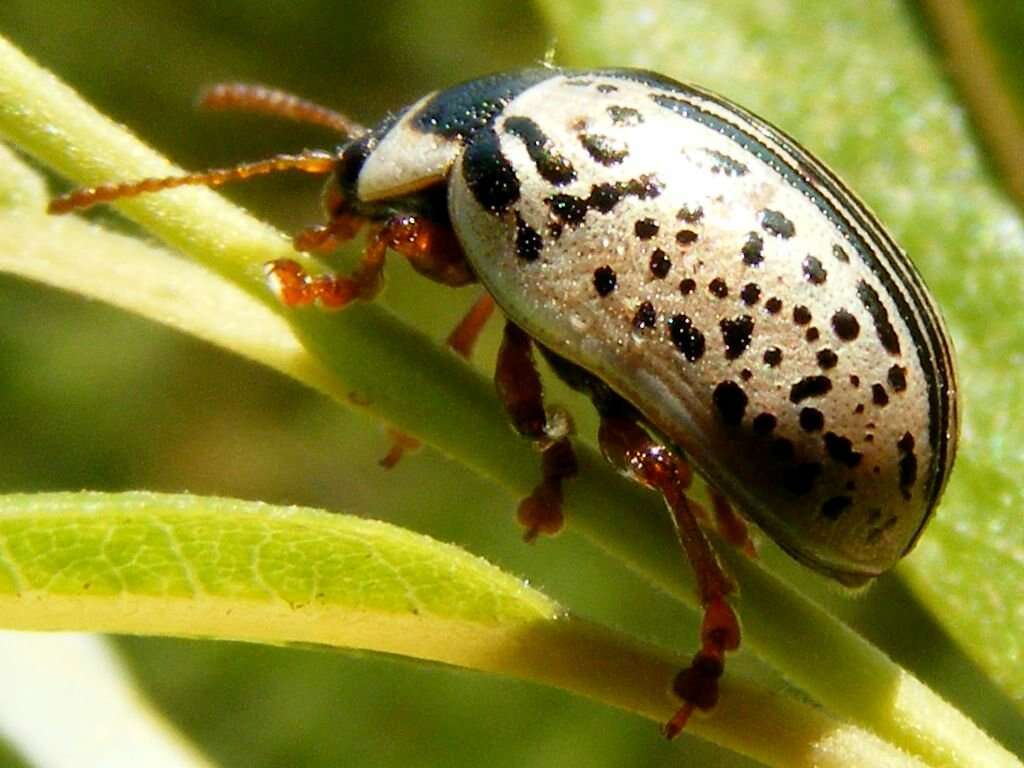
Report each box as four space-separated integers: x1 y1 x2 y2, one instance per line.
497 322 578 539
517 437 577 541
379 427 421 469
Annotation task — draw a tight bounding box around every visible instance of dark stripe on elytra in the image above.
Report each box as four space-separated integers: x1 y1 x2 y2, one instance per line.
857 280 901 355
462 125 520 214
647 88 951 514
700 148 748 176
579 132 629 165
411 69 556 138
545 175 663 230
503 116 577 185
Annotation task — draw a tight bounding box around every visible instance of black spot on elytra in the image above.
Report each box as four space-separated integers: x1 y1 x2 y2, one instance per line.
764 297 783 314
857 280 901 355
607 105 644 125
634 218 659 240
709 278 728 298
633 300 657 329
824 432 862 468
676 229 699 246
515 213 543 261
816 349 838 369
579 132 629 165
547 195 587 227
865 513 897 544
763 347 783 367
832 244 850 263
772 437 795 462
713 381 748 426
677 205 703 223
503 116 576 186
412 69 556 138
649 249 672 278
740 368 753 381
596 83 619 94
831 309 860 341
679 278 697 295
720 315 754 359
850 374 861 387
752 412 777 435
871 383 889 406
888 364 907 392
805 327 820 342
898 432 917 500
462 125 520 213
790 375 832 403
701 148 749 176
783 462 822 496
803 255 827 284
742 232 764 265
740 283 761 305
546 175 662 229
821 496 852 520
760 209 795 238
793 305 811 325
668 313 705 361
593 265 617 296
799 407 825 432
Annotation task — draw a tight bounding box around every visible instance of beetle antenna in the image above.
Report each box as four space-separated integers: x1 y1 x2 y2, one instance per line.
198 83 366 138
48 150 338 214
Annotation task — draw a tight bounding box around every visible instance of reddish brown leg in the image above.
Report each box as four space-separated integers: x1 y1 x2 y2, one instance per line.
495 322 578 542
447 293 496 359
598 415 740 738
379 427 422 469
267 213 475 310
710 489 757 558
292 208 364 254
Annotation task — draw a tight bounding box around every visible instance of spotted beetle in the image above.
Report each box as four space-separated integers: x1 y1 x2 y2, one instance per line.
49 67 959 736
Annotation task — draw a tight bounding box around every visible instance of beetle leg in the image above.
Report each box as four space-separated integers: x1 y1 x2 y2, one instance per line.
379 427 422 469
597 414 740 738
378 214 476 288
496 322 578 542
447 293 496 359
292 208 365 253
710 489 757 558
268 213 475 309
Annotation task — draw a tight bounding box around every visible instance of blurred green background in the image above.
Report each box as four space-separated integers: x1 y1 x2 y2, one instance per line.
1 1 1022 766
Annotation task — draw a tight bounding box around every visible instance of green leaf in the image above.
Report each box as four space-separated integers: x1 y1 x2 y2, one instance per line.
0 491 925 768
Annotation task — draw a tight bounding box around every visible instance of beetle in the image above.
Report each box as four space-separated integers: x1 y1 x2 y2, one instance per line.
49 67 959 736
